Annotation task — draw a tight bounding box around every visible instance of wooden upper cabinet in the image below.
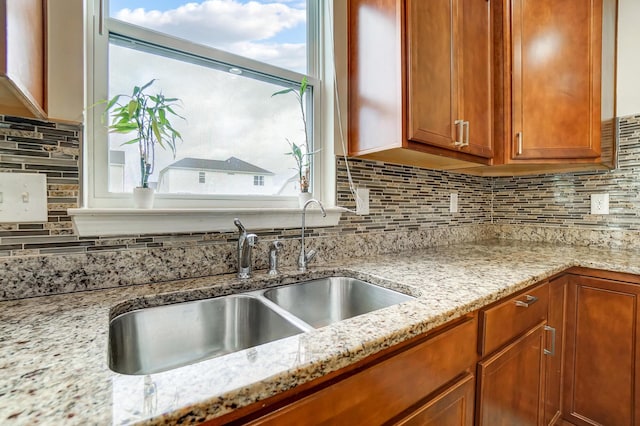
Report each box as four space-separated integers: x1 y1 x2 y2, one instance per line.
348 0 494 171
0 0 46 118
503 0 616 164
407 0 493 159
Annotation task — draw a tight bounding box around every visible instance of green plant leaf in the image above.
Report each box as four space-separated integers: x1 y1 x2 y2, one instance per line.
127 100 138 117
271 88 294 97
104 95 122 112
139 79 156 92
299 76 308 99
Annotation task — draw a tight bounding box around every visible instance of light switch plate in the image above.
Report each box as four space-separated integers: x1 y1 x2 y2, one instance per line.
590 193 610 215
0 173 48 223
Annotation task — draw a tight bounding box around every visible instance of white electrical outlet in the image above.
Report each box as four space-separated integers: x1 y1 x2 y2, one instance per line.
449 193 458 213
356 188 370 215
590 193 610 215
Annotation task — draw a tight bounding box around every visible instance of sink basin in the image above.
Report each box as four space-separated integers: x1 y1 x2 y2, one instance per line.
108 295 304 375
263 277 415 328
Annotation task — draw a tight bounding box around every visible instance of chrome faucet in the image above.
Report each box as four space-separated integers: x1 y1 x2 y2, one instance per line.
234 218 258 279
298 199 326 272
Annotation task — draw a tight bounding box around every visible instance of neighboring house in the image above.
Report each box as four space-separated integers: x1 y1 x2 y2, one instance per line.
157 157 275 195
108 150 125 193
277 173 303 195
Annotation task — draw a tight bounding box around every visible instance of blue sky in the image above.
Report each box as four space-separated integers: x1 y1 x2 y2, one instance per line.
109 0 306 47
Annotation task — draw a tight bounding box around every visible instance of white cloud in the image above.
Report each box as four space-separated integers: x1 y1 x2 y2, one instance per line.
107 1 310 193
231 41 306 71
115 0 305 46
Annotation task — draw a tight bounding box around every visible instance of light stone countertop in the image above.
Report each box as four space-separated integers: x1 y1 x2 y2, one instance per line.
2 239 640 425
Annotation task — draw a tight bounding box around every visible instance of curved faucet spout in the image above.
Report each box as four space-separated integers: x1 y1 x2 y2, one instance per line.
299 199 326 272
303 198 327 217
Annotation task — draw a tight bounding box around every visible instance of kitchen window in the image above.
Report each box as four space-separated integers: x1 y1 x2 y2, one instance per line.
86 0 329 210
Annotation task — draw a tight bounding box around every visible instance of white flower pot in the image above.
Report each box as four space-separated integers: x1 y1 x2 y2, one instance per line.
133 187 155 209
298 192 312 208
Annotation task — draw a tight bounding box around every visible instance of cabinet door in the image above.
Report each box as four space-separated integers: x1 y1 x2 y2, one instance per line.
477 322 547 426
394 374 475 426
544 275 567 425
458 0 493 158
406 0 457 149
0 0 46 118
563 275 640 426
510 0 601 160
406 0 492 158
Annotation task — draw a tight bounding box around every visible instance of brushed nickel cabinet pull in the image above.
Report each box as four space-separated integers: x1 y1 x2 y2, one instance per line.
514 294 538 307
463 121 470 146
544 325 556 356
516 132 523 155
454 120 464 146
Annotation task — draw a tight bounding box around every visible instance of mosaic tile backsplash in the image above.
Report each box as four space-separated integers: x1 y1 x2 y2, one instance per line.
492 114 640 230
1 113 640 300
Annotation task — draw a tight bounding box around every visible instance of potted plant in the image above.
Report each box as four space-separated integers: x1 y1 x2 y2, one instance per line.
104 79 184 208
272 77 316 207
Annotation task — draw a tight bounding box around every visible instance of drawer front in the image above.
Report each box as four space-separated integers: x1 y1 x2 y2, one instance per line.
249 315 478 426
479 282 549 356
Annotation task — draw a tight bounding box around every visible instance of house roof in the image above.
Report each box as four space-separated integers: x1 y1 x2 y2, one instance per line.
160 157 274 175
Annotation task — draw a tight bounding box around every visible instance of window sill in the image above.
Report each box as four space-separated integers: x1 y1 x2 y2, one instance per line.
67 207 345 237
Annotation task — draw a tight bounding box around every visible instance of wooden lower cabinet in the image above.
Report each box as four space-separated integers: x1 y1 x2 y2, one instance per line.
211 270 640 425
545 275 567 425
477 322 548 426
393 373 475 426
562 273 640 426
243 316 477 425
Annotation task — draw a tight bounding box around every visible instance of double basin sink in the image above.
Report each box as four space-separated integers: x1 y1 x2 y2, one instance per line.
109 276 415 375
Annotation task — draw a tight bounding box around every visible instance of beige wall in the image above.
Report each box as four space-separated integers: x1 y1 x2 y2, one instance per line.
617 0 640 116
46 0 84 123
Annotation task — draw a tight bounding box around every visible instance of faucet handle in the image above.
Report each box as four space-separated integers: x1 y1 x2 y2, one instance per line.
305 249 317 263
270 240 282 251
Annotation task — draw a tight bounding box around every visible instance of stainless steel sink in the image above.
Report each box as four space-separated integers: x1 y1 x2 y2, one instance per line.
109 276 415 375
108 295 304 375
263 277 415 328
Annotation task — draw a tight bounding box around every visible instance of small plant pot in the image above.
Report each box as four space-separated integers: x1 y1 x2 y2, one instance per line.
298 192 312 208
133 187 155 209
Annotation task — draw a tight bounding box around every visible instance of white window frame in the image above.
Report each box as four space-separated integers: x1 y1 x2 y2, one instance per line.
84 0 334 211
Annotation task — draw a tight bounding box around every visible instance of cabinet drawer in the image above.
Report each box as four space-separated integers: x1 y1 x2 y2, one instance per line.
479 282 549 356
249 315 477 425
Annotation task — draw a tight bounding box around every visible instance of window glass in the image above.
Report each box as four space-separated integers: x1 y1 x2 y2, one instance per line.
108 0 307 73
103 1 314 198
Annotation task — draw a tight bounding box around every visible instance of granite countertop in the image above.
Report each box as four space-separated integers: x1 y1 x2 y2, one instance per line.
2 239 640 425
